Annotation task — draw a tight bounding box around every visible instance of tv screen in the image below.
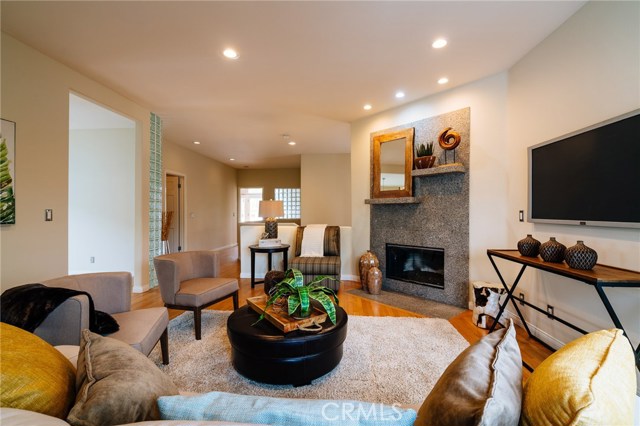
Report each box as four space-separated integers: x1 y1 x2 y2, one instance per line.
528 110 640 229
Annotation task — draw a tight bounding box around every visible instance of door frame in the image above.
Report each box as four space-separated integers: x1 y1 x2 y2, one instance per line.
164 170 187 252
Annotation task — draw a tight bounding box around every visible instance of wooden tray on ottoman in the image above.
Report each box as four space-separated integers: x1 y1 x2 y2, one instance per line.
246 296 327 333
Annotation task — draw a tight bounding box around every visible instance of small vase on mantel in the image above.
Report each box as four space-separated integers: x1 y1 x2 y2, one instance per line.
539 237 566 263
359 251 379 291
565 241 598 270
367 267 382 295
517 234 541 257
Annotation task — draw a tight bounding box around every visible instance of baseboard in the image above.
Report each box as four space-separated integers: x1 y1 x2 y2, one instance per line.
341 274 358 282
502 309 565 350
240 272 251 279
214 243 238 251
133 282 149 293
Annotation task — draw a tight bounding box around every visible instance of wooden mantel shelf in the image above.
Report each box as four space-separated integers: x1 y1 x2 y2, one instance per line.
365 197 421 205
412 163 465 177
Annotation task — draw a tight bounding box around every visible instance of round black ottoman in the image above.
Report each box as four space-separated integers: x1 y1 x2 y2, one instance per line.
227 305 348 386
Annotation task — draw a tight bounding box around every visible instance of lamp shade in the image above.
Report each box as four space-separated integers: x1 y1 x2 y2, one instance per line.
259 200 284 219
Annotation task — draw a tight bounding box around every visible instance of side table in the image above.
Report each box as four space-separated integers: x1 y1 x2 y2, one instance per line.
248 244 290 289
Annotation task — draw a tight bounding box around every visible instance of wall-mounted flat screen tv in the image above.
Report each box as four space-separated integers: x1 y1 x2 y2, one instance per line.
528 109 640 229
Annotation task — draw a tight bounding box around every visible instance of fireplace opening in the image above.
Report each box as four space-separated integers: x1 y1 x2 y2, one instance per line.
386 243 445 289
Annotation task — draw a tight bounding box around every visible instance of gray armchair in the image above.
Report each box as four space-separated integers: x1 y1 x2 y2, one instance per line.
35 272 170 364
154 250 239 340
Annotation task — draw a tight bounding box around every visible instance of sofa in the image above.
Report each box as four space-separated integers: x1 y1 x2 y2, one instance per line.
1 309 637 426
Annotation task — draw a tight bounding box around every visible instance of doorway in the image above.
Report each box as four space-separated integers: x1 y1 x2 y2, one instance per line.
165 172 185 253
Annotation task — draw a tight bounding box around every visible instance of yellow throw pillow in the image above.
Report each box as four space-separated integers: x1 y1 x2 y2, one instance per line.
0 322 76 419
521 328 636 426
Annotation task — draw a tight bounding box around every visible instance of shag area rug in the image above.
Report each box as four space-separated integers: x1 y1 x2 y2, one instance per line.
149 310 469 406
347 288 466 320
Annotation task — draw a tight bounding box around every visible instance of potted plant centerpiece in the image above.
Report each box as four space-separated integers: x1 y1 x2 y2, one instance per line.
414 142 436 169
255 268 339 326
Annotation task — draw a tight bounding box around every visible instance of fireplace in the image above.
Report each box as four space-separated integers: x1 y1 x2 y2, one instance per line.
386 243 445 289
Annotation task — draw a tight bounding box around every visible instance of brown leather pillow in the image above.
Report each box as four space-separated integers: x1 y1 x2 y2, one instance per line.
67 330 178 426
415 320 522 426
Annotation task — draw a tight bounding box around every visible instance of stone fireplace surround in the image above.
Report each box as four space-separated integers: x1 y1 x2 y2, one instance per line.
369 108 470 308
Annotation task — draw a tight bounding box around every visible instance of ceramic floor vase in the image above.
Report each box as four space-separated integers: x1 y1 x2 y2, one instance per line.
359 251 379 292
367 266 382 295
565 241 598 270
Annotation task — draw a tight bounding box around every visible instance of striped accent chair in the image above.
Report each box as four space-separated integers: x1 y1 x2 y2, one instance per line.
289 226 341 291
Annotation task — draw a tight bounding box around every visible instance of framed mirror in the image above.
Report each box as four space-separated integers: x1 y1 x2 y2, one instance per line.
371 127 414 198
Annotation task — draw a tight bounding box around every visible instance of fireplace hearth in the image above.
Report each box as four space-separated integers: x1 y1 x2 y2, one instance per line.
386 243 444 289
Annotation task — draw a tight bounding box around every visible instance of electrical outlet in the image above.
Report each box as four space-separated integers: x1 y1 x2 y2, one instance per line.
519 293 525 306
519 210 524 222
90 257 95 264
547 305 554 318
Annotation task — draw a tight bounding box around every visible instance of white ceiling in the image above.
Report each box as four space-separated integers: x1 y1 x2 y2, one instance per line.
2 1 585 169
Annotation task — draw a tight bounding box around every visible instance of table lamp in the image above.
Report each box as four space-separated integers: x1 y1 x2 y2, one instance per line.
259 200 284 239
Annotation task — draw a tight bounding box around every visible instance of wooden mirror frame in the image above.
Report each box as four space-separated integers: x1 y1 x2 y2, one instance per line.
371 127 414 199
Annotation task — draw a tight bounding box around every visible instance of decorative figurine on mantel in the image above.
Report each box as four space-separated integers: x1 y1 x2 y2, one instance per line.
438 127 461 164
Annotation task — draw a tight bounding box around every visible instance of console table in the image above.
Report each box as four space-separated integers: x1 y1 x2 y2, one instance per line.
486 249 640 370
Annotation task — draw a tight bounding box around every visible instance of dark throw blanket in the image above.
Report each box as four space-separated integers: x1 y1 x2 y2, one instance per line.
1 283 119 335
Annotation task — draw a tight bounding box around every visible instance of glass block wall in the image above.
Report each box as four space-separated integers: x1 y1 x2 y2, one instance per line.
148 113 163 288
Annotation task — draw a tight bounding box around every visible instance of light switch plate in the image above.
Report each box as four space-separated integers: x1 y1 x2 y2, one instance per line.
45 209 53 221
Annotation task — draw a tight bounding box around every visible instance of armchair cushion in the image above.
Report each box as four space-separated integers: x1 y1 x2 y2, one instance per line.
289 256 341 277
110 307 169 356
175 278 239 307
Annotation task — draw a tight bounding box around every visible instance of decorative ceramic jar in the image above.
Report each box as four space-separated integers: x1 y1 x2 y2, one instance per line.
367 267 383 295
517 234 541 257
565 241 598 270
359 251 379 291
539 237 566 263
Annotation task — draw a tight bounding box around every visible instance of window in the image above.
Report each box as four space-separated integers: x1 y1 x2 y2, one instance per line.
275 188 301 219
239 188 263 222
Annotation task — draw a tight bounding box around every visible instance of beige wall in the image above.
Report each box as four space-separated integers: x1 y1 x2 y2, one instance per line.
236 168 300 202
301 153 351 226
163 142 238 251
504 1 640 347
0 34 151 291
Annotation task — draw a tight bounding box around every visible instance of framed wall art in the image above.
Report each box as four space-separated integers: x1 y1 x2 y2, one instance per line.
1 119 16 224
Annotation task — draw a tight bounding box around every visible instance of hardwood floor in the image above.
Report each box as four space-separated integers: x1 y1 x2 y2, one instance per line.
133 246 553 380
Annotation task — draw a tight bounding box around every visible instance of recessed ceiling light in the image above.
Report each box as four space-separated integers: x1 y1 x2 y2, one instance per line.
363 104 372 110
229 158 235 161
223 48 239 59
288 141 296 146
438 77 449 85
432 38 447 49
395 91 405 99
193 141 201 145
